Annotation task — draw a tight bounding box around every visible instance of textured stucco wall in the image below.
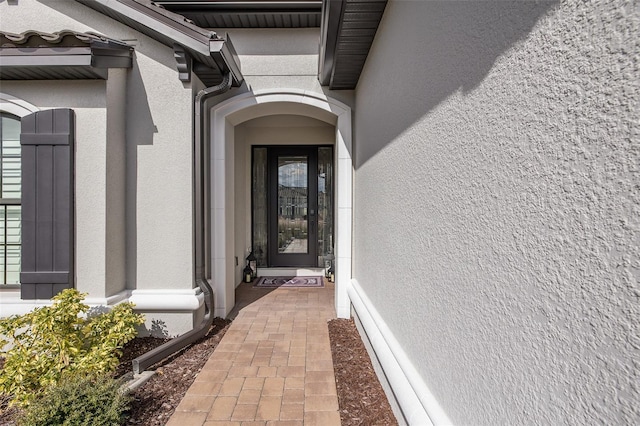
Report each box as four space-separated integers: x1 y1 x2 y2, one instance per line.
1 0 196 296
353 0 639 424
1 0 199 334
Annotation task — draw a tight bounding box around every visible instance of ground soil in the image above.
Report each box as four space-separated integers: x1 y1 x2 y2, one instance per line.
1 316 397 425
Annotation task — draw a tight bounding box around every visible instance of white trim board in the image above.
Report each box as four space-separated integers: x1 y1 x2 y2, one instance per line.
348 279 453 426
0 288 204 317
0 92 39 117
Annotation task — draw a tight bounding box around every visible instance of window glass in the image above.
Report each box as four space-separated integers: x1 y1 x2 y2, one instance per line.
252 147 268 267
0 113 21 285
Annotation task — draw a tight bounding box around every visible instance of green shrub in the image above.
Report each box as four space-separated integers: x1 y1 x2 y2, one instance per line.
0 289 144 406
18 373 132 426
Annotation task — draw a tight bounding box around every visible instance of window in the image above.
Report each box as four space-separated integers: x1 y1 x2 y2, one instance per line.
0 113 21 285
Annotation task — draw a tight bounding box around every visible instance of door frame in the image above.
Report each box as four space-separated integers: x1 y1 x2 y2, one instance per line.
264 146 321 267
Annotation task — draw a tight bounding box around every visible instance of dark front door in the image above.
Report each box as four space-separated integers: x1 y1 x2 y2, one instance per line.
268 147 318 267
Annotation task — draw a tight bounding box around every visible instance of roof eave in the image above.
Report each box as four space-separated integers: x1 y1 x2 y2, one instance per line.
318 0 387 90
0 35 133 80
75 0 244 86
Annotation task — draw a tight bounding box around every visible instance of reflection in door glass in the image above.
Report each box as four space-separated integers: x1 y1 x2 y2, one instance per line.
252 148 267 267
317 147 333 267
278 156 308 254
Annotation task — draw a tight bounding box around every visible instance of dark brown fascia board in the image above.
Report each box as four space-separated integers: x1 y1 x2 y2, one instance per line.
0 48 94 67
78 0 215 56
75 0 243 85
318 0 344 86
0 45 132 68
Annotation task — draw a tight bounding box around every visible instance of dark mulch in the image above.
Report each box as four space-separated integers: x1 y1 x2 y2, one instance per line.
328 318 398 426
1 316 397 426
124 317 231 425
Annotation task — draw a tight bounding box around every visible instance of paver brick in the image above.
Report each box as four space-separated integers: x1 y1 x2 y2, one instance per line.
206 397 237 421
230 403 258 421
166 411 208 425
175 395 216 412
262 377 285 396
168 283 340 425
255 396 282 421
304 395 339 412
219 378 245 396
303 411 341 425
279 403 304 421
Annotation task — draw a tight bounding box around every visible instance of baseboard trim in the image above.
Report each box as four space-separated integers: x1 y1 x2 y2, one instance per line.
348 279 452 426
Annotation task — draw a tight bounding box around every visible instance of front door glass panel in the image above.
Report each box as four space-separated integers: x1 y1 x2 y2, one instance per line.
277 156 309 254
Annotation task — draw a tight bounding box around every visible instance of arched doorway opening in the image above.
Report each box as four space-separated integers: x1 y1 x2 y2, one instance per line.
209 90 352 319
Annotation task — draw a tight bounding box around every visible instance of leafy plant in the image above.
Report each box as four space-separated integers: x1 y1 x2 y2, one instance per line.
18 373 132 426
0 289 144 406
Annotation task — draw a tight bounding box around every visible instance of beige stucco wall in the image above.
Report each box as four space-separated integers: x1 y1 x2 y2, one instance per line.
222 28 321 94
0 0 198 334
352 0 639 424
212 28 354 108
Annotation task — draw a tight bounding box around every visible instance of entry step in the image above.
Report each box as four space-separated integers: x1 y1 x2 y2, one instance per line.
257 267 325 277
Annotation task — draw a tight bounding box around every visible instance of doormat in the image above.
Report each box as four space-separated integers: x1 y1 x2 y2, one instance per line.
255 276 324 288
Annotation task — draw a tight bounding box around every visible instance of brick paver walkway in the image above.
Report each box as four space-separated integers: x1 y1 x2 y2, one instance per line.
166 281 340 426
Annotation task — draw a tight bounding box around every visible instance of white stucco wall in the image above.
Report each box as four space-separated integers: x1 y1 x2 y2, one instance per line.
0 0 199 335
352 0 639 424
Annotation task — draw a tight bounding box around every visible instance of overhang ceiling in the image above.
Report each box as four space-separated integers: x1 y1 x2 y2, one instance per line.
0 30 133 80
154 0 322 28
319 0 386 89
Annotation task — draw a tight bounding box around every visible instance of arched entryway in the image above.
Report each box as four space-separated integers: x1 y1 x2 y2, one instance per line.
209 89 352 319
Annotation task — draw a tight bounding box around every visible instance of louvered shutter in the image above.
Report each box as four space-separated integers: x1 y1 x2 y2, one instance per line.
20 109 74 299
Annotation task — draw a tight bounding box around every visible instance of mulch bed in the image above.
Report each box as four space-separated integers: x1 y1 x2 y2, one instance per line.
1 316 397 425
123 317 231 425
328 318 398 426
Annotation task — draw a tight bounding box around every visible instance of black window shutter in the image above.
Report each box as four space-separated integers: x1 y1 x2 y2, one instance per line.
20 109 75 299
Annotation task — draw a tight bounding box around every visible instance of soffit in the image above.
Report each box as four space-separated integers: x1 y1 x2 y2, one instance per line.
0 30 133 80
319 0 386 90
154 0 322 28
